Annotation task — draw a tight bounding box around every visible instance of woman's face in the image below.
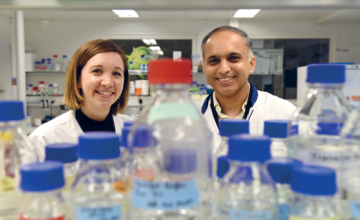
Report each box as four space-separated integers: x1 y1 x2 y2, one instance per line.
78 52 125 113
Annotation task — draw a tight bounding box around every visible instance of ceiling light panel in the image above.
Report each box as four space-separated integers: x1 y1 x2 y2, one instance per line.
112 10 139 18
142 39 150 45
233 9 261 18
149 46 161 51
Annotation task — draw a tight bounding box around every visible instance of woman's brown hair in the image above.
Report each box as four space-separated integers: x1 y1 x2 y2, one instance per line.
62 39 129 115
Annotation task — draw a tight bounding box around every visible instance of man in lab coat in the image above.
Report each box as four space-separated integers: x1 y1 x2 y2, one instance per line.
199 26 296 151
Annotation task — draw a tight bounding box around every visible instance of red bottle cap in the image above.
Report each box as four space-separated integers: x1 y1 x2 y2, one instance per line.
53 55 58 58
39 81 44 84
148 59 192 84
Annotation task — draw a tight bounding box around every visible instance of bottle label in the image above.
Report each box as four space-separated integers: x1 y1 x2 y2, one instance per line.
297 149 360 181
289 216 338 220
0 134 15 193
75 205 121 220
63 175 75 191
132 179 199 210
230 210 273 220
351 201 360 219
149 102 200 123
19 215 65 220
278 203 290 220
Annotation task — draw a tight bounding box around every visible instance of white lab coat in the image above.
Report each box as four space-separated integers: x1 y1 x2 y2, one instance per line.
29 110 133 160
197 82 296 153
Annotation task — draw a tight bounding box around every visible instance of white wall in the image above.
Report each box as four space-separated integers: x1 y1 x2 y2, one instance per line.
0 15 12 100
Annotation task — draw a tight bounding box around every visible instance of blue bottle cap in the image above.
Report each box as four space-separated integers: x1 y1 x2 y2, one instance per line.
41 58 45 61
316 122 343 136
196 84 199 87
78 132 120 160
45 143 78 164
35 61 40 64
228 134 271 163
121 126 131 148
217 156 230 178
63 55 67 58
47 58 51 61
264 119 289 138
129 61 133 64
267 158 302 184
164 148 197 174
49 84 53 87
0 101 25 122
307 64 345 84
201 84 205 86
192 81 197 84
28 84 33 87
133 127 153 148
219 119 249 137
291 165 337 196
124 121 134 127
20 161 64 192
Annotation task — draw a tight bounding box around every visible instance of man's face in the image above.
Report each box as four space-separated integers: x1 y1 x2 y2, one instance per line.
203 30 256 97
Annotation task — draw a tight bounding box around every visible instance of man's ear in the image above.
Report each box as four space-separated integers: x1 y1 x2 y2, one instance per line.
249 56 256 74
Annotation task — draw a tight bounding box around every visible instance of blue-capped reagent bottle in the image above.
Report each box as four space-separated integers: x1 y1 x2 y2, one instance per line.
287 64 354 185
71 132 126 220
290 165 338 220
264 119 290 157
18 161 66 220
216 134 277 220
267 158 303 220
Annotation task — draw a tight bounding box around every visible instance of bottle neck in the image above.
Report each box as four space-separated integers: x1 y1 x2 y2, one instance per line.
308 83 343 90
153 84 190 94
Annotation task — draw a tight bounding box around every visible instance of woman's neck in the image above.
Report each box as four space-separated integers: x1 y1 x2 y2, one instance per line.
80 104 110 121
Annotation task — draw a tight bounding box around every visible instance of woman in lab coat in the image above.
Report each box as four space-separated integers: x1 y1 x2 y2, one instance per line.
29 39 133 159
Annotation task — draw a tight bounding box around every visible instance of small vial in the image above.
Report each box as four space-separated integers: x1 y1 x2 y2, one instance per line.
264 119 290 157
18 161 66 220
290 165 338 220
267 158 303 220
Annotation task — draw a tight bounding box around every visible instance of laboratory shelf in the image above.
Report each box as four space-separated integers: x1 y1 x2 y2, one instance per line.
128 70 202 75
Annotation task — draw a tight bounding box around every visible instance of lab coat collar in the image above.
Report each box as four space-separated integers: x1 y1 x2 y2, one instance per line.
201 82 258 124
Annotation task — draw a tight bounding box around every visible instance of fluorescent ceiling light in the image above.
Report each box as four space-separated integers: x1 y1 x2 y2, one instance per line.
148 39 157 45
142 39 150 45
149 46 161 51
112 10 139 18
153 51 164 55
142 39 157 45
233 9 260 18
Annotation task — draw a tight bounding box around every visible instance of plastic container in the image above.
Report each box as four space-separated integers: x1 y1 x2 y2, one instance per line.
38 81 45 92
267 158 303 220
264 119 290 157
130 81 135 95
46 58 53 71
61 55 68 72
53 83 58 95
129 59 213 219
290 165 338 219
135 80 142 96
27 84 33 95
53 55 61 72
40 59 46 71
34 61 40 72
32 87 38 95
71 132 126 220
48 84 53 95
129 61 134 70
216 134 277 219
0 101 39 217
18 161 66 220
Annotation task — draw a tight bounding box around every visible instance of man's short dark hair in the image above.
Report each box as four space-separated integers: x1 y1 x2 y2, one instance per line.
201 26 253 61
